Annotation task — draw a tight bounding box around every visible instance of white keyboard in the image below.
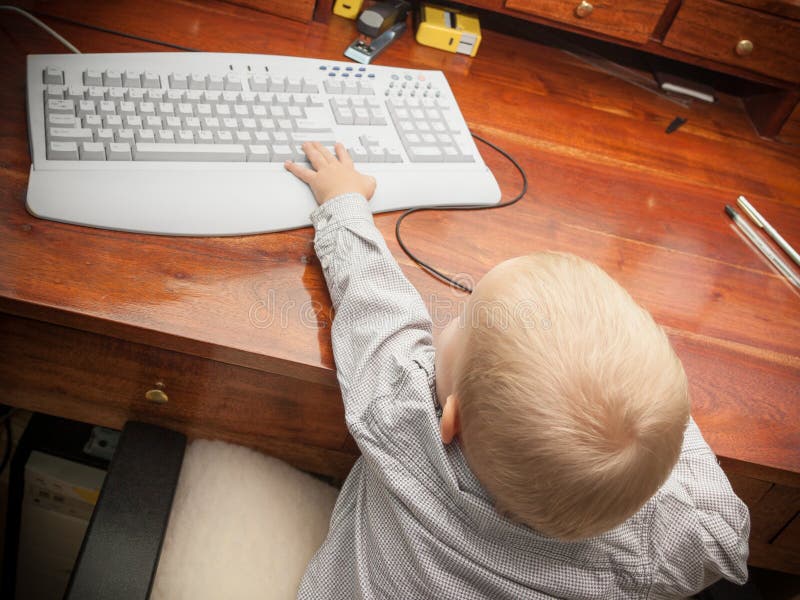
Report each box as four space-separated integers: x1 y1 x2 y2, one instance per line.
26 53 500 236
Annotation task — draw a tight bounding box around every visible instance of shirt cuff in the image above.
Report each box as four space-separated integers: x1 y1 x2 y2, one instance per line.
310 193 373 233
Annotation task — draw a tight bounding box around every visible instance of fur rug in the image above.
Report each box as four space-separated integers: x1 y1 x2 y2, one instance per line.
150 439 339 600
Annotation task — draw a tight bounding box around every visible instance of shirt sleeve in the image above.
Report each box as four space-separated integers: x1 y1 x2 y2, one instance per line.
649 418 750 598
311 193 434 432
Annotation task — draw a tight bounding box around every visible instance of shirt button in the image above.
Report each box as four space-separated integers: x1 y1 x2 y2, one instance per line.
317 217 328 228
320 256 330 269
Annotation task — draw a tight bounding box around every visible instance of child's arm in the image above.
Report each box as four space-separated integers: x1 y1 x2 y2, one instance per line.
285 143 434 429
649 418 750 597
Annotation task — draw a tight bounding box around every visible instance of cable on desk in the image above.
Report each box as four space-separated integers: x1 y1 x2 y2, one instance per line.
0 6 201 53
0 5 80 53
394 132 529 293
39 13 201 52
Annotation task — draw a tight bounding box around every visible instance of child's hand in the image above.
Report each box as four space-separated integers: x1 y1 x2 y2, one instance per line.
285 141 377 205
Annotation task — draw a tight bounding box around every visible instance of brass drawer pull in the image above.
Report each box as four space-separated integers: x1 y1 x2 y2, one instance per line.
575 1 594 18
145 382 168 404
735 39 753 56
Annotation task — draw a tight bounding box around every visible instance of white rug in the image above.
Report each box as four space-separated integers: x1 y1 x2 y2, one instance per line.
150 439 339 600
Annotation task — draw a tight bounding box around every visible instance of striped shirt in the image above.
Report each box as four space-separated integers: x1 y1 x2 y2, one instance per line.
297 194 750 600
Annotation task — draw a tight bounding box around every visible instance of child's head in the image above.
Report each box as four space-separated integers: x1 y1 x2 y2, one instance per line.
435 252 690 540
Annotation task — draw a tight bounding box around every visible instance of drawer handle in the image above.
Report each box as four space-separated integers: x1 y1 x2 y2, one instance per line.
575 1 594 18
145 382 168 404
735 39 754 56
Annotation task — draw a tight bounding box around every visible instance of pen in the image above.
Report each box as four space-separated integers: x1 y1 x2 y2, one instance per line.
725 205 800 289
737 195 800 268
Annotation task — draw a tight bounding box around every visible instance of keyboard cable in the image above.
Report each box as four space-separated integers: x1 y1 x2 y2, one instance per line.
0 5 81 53
0 5 200 52
3 7 529 293
394 132 529 293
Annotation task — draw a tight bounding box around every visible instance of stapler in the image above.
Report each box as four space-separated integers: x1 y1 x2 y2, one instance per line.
356 0 410 37
344 1 411 64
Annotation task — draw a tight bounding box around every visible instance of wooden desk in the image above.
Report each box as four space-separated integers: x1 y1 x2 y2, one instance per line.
1 0 798 574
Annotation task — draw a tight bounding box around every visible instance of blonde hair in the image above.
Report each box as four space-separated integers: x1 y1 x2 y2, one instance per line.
456 253 689 540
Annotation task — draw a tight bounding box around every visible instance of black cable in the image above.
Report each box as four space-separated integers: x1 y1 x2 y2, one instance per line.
34 12 201 52
395 132 528 293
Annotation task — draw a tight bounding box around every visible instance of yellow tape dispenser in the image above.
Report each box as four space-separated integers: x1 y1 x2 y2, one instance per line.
415 4 482 57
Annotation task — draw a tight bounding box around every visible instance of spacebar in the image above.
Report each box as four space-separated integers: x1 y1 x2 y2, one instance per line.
133 143 246 162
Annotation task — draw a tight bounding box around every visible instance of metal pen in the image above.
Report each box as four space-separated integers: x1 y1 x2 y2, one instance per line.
737 195 800 268
725 205 800 289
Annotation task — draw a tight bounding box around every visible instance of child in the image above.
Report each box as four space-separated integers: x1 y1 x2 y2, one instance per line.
285 143 750 599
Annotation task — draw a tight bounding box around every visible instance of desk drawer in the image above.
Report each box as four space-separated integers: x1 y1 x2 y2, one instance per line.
504 0 668 44
0 313 356 479
663 0 800 83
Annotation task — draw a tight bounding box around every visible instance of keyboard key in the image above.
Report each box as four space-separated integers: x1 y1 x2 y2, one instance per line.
353 108 369 125
189 73 206 90
366 146 385 162
47 141 78 160
271 144 294 161
94 129 114 144
83 115 103 130
77 100 96 117
43 66 64 85
126 88 147 104
107 142 133 160
332 107 354 125
106 87 125 102
384 147 403 162
247 145 271 162
293 119 330 133
115 129 135 143
268 77 287 92
214 130 234 143
183 116 201 131
165 116 182 131
133 143 246 161
169 73 189 89
142 71 161 88
80 141 107 160
48 127 93 143
250 75 268 92
407 146 443 162
83 69 102 86
45 85 65 100
119 101 137 117
48 114 79 128
290 132 338 145
66 86 86 101
103 69 123 87
207 74 224 90
222 117 240 131
166 89 185 103
349 146 368 162
224 74 242 91
123 70 142 87
124 115 143 129
157 130 176 143
47 99 75 115
195 130 214 143
135 129 156 142
98 100 116 116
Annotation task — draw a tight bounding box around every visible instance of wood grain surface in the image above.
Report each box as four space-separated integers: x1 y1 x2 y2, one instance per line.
0 0 799 571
